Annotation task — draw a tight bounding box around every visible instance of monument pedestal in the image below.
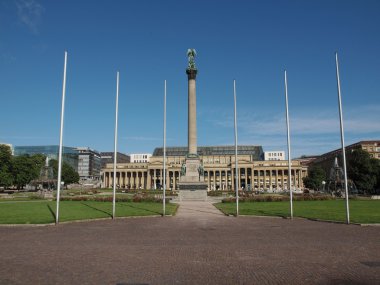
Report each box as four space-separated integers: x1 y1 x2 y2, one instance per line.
178 157 208 201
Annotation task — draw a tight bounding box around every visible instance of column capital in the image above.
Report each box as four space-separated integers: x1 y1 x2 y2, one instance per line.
186 68 197 80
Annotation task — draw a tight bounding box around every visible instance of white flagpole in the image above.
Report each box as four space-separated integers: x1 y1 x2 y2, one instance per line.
284 70 293 219
335 52 350 224
56 51 67 225
233 80 239 216
112 71 120 219
163 80 167 216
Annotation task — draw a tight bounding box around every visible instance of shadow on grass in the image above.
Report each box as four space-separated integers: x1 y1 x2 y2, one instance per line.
118 202 162 215
47 204 56 222
80 202 113 218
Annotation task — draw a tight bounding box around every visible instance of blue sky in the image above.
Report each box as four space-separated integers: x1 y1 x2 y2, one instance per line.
0 0 379 158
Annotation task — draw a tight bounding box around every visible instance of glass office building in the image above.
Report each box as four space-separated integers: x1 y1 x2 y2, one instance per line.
14 145 79 171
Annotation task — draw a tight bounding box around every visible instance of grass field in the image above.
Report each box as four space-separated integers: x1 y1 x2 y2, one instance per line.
215 200 380 224
0 201 178 224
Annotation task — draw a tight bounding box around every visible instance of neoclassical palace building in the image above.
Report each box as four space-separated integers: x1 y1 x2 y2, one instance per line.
102 145 308 191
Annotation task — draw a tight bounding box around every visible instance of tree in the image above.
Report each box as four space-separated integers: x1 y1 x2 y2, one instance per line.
303 166 326 191
0 145 13 188
347 149 379 194
49 159 80 186
12 154 46 189
375 162 380 193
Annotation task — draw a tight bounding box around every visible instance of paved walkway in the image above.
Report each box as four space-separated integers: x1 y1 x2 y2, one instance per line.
175 201 225 218
0 201 379 285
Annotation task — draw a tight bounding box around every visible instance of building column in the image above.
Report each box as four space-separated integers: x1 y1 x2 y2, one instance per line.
141 171 145 189
152 169 156 190
244 168 248 189
239 169 242 189
213 170 216 191
270 169 273 190
221 170 225 190
296 170 300 189
275 170 279 190
219 170 223 190
147 170 151 190
159 169 162 188
165 169 170 189
231 168 235 191
258 169 261 190
264 170 267 190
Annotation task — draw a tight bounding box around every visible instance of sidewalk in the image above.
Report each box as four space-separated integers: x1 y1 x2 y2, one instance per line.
175 200 225 219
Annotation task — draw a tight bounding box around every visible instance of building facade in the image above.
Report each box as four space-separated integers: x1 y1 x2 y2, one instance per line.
76 147 102 180
102 146 307 191
310 140 380 170
14 145 79 171
130 153 151 163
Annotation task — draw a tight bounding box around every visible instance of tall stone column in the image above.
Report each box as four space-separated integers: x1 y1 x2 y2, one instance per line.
187 68 197 155
178 49 207 201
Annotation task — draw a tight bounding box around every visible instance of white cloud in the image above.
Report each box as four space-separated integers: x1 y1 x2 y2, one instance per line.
208 104 380 136
16 0 44 34
204 104 380 157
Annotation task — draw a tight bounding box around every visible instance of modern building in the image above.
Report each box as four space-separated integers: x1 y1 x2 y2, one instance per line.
14 145 79 171
76 147 102 181
100 152 130 168
130 153 152 163
102 145 307 191
264 151 285 161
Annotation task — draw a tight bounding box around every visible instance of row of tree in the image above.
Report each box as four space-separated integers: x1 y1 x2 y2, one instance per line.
303 149 380 194
0 145 79 190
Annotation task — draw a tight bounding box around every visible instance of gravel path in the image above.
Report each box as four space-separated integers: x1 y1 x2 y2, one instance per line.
0 201 379 284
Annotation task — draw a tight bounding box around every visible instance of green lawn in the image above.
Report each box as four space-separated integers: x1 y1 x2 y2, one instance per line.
0 201 178 224
215 200 380 224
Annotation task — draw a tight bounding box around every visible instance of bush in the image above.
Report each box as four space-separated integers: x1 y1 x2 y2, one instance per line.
132 193 169 203
29 194 43 200
58 193 170 203
208 191 236 197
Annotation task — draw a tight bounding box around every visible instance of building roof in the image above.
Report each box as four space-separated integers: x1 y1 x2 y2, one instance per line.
312 140 380 164
152 145 264 160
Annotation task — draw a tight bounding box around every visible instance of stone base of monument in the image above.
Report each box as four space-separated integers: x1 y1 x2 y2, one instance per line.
178 156 208 201
178 182 208 201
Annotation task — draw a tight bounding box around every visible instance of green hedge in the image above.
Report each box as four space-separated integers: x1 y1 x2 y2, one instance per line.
59 194 170 203
222 194 333 203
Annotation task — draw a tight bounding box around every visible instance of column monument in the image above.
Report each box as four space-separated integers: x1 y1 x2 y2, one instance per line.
178 49 208 201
